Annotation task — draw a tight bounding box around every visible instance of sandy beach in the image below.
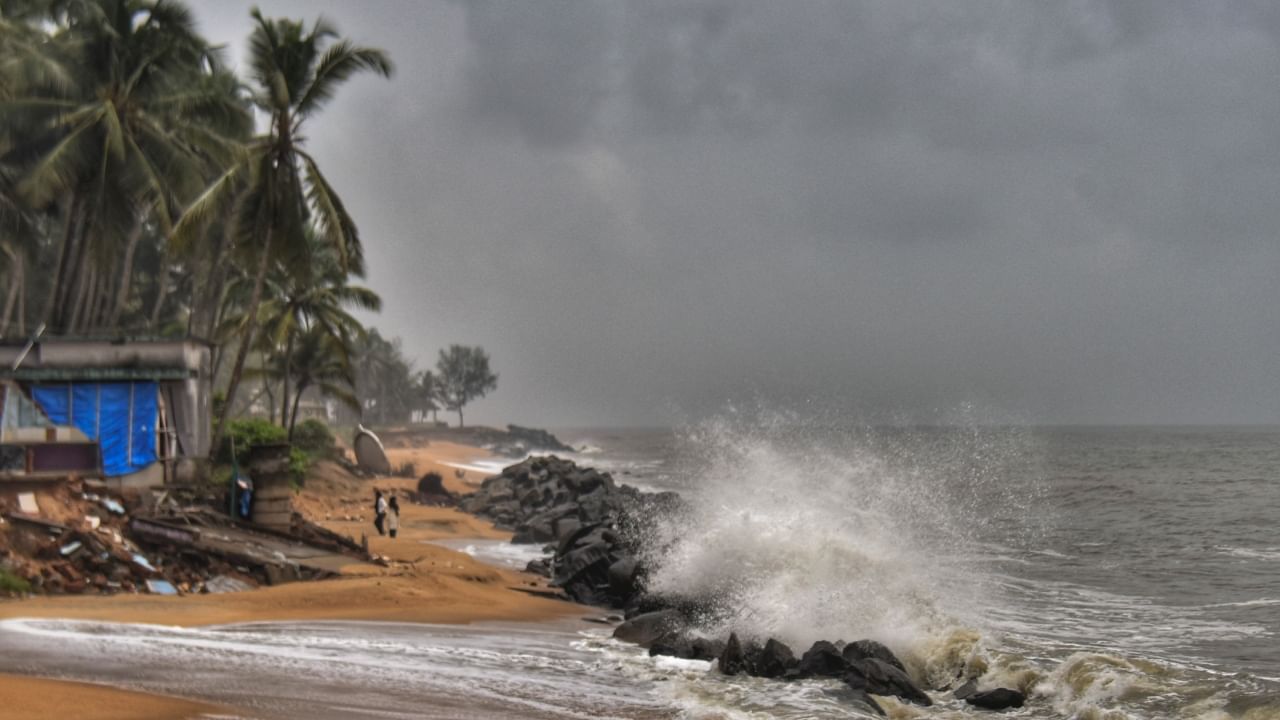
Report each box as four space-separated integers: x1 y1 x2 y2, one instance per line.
0 675 225 720
0 437 582 718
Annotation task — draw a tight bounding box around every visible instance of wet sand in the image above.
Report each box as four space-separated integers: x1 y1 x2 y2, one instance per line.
0 437 581 718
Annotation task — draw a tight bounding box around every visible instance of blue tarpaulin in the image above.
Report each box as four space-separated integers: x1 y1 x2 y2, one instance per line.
30 382 158 476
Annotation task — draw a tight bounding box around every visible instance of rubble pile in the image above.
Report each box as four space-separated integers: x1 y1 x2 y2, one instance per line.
1 477 363 597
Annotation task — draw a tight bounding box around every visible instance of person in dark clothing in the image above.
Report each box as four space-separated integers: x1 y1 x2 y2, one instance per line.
374 489 387 536
387 496 400 539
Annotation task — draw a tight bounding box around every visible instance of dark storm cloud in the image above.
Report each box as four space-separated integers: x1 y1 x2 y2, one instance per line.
191 1 1280 426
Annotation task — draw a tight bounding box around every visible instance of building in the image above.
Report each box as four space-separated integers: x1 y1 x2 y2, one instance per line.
0 338 212 489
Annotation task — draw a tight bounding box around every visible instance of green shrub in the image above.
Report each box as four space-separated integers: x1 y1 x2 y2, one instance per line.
292 419 336 458
289 446 311 480
217 418 287 465
0 568 31 595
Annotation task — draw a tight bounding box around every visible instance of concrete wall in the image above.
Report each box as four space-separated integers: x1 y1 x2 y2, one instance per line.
0 340 212 459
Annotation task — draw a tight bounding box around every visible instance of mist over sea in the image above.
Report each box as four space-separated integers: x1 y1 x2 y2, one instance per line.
3 418 1278 718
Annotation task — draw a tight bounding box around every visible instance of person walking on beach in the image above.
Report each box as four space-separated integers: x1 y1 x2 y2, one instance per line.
374 489 387 536
387 496 400 539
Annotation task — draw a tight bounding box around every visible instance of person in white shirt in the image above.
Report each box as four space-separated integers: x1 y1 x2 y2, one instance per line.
374 489 387 536
387 496 400 539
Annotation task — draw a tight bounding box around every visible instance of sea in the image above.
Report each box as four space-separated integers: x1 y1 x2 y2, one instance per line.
2 419 1279 719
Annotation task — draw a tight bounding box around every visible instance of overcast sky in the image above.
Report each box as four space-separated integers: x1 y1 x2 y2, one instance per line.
192 1 1280 427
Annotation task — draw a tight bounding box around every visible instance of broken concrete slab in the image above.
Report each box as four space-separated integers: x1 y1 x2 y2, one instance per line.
17 492 38 515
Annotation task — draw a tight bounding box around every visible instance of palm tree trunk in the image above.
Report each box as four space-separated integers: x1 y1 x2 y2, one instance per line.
148 239 172 330
108 216 145 331
209 277 232 380
195 222 233 339
1 245 21 339
66 258 93 335
262 370 276 424
43 195 82 331
279 332 293 429
210 227 273 453
456 406 464 427
288 383 306 439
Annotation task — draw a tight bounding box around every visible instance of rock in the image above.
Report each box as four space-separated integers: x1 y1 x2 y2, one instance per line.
790 640 850 679
612 609 684 647
842 639 906 673
511 521 554 544
852 658 932 707
505 425 575 453
650 634 725 661
554 541 612 585
608 556 639 600
690 637 726 661
525 558 551 578
754 638 798 679
952 678 979 700
844 687 886 717
556 521 601 557
718 632 750 675
553 517 582 542
965 688 1026 710
415 473 455 505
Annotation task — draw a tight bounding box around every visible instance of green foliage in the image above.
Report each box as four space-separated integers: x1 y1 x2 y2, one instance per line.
352 328 418 425
292 418 336 457
217 418 286 464
289 446 310 480
0 568 31 595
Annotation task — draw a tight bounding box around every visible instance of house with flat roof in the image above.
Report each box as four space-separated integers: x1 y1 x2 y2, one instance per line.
0 338 212 489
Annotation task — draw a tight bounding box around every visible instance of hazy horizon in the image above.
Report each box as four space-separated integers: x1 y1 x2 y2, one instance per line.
193 1 1280 428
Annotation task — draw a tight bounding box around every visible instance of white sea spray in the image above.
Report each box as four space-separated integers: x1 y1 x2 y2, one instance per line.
642 407 1044 659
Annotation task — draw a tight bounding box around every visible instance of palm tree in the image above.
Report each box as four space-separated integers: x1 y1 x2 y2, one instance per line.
415 370 441 423
257 230 380 428
2 0 250 334
283 326 357 436
176 8 391 451
0 168 35 337
247 324 358 436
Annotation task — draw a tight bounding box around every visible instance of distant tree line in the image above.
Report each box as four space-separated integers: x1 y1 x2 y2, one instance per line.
350 334 497 428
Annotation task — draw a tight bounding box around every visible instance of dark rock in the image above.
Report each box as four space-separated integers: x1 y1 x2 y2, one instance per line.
855 658 932 707
554 541 612 585
790 640 850 679
511 520 553 544
649 637 692 659
719 632 749 675
505 425 574 453
556 521 602 558
525 558 551 578
953 678 979 700
651 634 725 662
965 688 1025 711
608 556 639 600
689 637 726 661
754 638 798 679
612 609 683 647
844 686 886 717
842 639 906 673
564 470 605 495
553 517 582 542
